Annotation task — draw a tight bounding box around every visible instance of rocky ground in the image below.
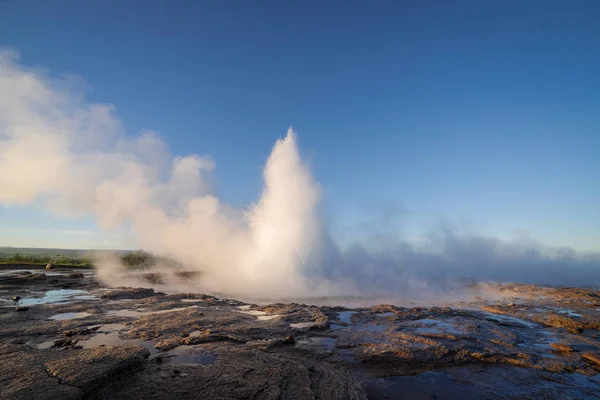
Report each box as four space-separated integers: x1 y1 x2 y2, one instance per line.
1 266 599 399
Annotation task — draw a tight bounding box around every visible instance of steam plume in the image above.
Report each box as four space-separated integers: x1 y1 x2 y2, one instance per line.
1 50 599 301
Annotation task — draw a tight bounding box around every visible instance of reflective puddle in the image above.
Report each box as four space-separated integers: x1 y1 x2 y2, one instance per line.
338 311 358 324
16 289 91 306
165 345 217 365
375 312 395 317
408 318 466 336
107 305 200 318
557 309 583 317
74 295 98 301
366 371 481 400
79 324 159 353
482 313 538 328
49 312 93 320
258 314 281 321
236 308 281 321
237 309 267 316
290 322 319 329
296 337 337 352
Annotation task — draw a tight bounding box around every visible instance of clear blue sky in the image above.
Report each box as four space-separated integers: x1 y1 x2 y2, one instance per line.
0 0 598 250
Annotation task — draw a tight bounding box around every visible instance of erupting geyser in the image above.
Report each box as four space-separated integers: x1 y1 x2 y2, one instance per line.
0 50 328 297
2 50 599 302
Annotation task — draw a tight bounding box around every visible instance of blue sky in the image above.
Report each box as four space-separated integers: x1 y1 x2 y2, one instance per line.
0 0 598 251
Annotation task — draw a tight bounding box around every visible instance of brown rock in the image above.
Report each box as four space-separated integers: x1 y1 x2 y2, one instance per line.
582 352 600 366
550 343 573 353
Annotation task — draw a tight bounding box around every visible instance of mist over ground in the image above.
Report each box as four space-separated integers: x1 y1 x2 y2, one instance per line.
1 50 599 300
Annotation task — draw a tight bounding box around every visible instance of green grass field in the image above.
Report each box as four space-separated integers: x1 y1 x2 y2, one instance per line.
0 247 168 270
0 247 92 266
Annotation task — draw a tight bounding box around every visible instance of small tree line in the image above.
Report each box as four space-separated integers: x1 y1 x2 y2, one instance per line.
0 250 177 270
0 253 92 266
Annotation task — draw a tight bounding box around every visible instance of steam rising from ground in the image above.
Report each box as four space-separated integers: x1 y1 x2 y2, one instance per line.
1 51 599 301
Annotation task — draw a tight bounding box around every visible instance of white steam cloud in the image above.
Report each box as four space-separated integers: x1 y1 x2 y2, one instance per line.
0 50 327 298
1 50 598 301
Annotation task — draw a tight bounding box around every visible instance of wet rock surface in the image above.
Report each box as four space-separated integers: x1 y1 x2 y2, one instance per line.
44 345 150 393
1 267 599 399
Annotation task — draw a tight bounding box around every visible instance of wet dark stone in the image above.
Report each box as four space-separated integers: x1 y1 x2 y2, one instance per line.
64 326 102 337
44 345 150 394
283 335 296 344
99 287 160 299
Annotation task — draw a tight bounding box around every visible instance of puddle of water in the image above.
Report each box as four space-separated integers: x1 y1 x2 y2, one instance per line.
366 371 481 400
49 312 92 320
78 324 159 353
296 337 337 352
107 305 199 318
257 314 281 321
236 309 281 321
332 322 387 333
414 327 447 335
17 289 89 306
557 310 582 317
237 310 267 316
37 341 56 349
290 322 319 329
375 312 395 317
406 318 466 336
166 345 217 365
482 313 538 328
338 311 357 324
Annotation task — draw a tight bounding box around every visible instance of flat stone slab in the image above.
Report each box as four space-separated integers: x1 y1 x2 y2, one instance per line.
44 345 149 393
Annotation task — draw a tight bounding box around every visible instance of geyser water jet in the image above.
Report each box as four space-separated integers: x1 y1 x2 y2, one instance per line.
2 50 599 303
